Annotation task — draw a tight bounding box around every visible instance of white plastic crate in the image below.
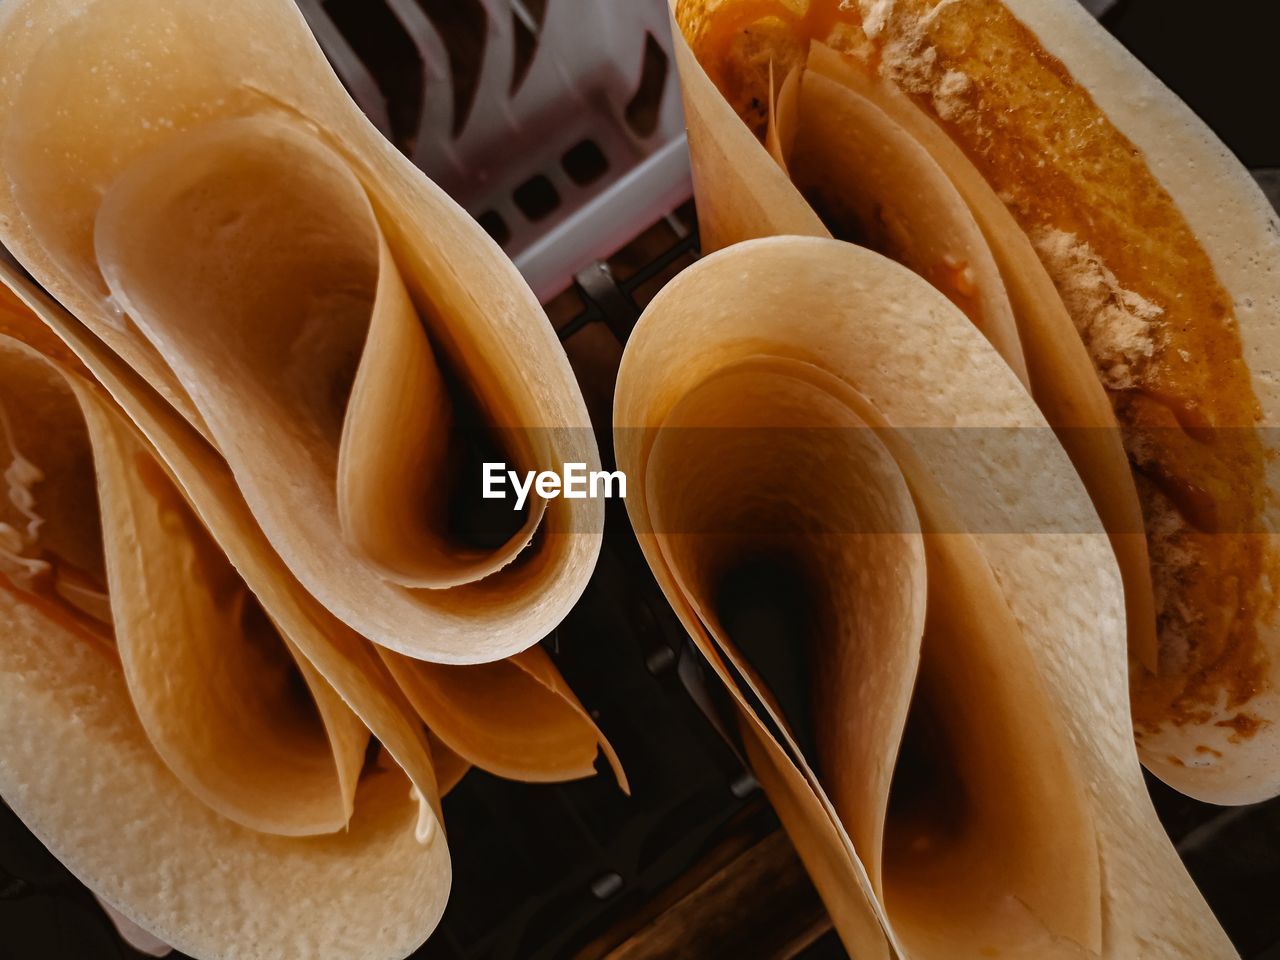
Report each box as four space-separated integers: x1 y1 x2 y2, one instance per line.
295 0 691 302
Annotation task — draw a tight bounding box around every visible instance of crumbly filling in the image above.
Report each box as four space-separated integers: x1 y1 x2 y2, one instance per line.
1030 228 1161 391
0 399 51 589
0 397 111 627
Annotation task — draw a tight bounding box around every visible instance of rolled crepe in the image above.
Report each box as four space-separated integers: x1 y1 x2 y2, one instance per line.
0 0 624 944
615 237 1236 958
0 0 601 664
669 0 1280 805
0 279 622 959
0 294 445 959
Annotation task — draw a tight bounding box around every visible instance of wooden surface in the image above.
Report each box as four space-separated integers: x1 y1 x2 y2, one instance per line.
581 828 832 960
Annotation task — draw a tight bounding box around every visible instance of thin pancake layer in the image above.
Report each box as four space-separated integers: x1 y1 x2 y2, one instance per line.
0 313 450 957
77 382 367 838
615 237 1233 958
2 262 627 957
0 589 448 960
380 646 626 789
673 0 1280 804
0 0 601 664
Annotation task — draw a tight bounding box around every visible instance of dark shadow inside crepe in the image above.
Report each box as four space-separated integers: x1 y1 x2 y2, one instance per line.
89 113 543 591
237 575 321 721
708 544 974 858
437 361 532 552
883 644 970 860
876 539 1102 956
716 548 1100 956
803 185 872 249
712 557 983 870
715 549 819 765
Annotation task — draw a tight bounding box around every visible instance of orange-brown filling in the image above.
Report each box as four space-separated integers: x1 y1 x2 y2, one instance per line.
680 0 1274 732
0 287 113 638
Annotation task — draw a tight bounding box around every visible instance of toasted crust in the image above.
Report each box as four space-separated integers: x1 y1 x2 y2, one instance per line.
996 0 1280 805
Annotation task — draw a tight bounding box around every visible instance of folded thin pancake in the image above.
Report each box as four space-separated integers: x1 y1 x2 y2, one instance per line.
640 341 1100 959
0 322 449 958
95 113 543 595
674 0 1155 676
0 0 601 664
671 0 1280 805
655 357 1103 959
0 276 620 959
1 328 370 837
792 43 1159 676
615 238 1235 958
0 0 617 953
82 382 371 838
768 61 1028 387
379 646 628 788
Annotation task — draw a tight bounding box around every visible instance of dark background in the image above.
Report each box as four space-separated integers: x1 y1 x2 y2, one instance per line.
1102 0 1280 167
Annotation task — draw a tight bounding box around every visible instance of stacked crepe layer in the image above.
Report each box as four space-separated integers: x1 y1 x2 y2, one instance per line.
615 237 1231 959
0 1 622 958
608 0 1280 956
668 0 1280 806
